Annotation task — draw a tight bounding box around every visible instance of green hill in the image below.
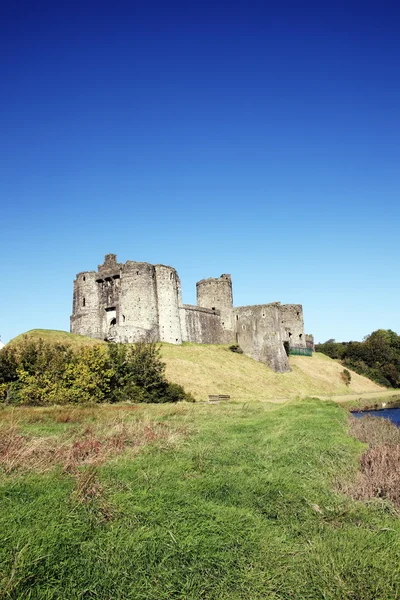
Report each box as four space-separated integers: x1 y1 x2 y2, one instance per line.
7 329 105 348
6 329 385 402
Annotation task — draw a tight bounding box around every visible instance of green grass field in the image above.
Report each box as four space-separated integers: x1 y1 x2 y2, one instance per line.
1 398 400 599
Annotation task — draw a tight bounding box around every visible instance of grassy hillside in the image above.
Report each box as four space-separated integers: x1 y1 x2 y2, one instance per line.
161 342 384 402
1 399 400 599
7 329 105 348
6 330 384 401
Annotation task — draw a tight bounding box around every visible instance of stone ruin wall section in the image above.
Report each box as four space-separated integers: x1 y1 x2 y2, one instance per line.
70 271 103 339
180 305 224 344
233 303 290 372
279 304 306 348
154 265 182 344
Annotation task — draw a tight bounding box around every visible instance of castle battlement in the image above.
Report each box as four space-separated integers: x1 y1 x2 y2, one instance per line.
70 254 311 373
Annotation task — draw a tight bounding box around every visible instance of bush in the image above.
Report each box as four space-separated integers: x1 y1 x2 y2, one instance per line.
228 344 243 354
341 369 351 386
0 338 193 406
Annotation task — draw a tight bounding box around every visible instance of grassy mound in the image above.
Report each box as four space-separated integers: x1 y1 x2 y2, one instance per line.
6 330 384 402
161 342 384 402
7 329 105 348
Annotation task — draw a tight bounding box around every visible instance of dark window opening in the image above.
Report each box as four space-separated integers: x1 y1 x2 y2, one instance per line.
83 276 86 281
236 315 239 321
82 298 86 307
137 271 139 275
113 274 120 280
170 272 174 280
105 307 116 312
176 338 179 342
122 315 126 323
283 341 290 356
296 311 299 316
299 334 302 339
110 318 117 326
212 307 215 311
288 332 292 338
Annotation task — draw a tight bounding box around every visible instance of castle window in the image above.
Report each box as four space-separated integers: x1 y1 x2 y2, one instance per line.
170 272 173 280
299 334 302 339
110 318 117 326
288 332 292 338
137 271 139 275
212 307 215 311
83 276 86 281
297 312 299 316
236 315 239 321
82 298 86 307
262 312 266 318
122 315 126 323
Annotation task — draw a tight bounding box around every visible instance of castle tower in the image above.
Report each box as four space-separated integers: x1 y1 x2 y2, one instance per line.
70 271 102 339
196 274 234 343
118 261 159 342
154 265 182 344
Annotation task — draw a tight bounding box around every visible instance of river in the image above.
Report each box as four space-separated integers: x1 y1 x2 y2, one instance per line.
351 407 400 426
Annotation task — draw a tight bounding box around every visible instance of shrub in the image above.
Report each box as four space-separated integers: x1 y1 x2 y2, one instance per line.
0 338 193 405
341 369 351 386
228 344 243 354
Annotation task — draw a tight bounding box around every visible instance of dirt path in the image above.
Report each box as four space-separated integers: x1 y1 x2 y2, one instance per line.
310 390 399 403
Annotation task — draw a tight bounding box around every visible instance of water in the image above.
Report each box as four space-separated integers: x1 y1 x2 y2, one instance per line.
352 407 400 426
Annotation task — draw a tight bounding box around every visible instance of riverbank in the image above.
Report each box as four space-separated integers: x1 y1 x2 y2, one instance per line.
1 398 400 599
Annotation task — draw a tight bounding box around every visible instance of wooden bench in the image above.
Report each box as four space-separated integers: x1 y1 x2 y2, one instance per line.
208 394 231 402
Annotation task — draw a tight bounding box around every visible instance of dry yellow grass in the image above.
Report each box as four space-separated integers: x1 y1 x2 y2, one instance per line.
6 331 385 403
161 343 385 402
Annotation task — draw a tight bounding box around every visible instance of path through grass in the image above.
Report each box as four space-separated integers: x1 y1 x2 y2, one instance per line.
1 399 400 599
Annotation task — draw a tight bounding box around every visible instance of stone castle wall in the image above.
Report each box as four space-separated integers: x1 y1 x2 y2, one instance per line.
180 305 224 344
71 254 310 373
233 304 290 372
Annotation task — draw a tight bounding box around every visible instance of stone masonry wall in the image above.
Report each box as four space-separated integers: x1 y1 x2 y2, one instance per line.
155 265 182 344
70 271 102 339
280 304 306 348
180 305 224 344
233 303 291 372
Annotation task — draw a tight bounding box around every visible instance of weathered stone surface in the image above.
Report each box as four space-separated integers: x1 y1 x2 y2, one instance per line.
280 304 306 349
70 254 311 373
234 304 291 373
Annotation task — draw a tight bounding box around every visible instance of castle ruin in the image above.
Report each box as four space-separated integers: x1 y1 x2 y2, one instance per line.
70 254 313 373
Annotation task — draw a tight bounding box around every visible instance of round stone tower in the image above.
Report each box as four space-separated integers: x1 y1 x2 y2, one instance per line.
70 271 102 338
196 274 234 342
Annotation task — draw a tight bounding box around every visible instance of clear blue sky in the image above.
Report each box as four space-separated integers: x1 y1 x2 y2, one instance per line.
1 0 399 344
